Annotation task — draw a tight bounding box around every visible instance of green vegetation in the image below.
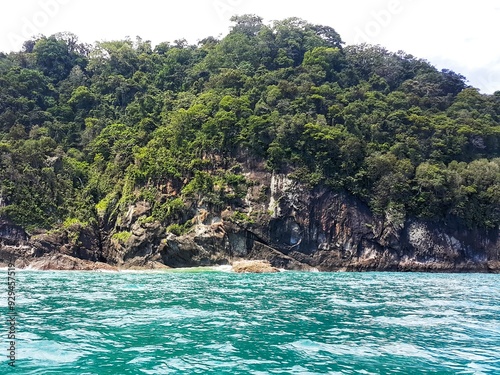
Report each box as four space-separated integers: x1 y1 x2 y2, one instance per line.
0 18 499 233
166 222 192 236
62 217 88 228
111 231 132 244
231 211 255 224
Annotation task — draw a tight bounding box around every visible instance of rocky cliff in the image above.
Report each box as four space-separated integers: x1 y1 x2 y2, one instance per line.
1 170 499 272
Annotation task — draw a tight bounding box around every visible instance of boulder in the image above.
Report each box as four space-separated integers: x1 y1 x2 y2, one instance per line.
232 260 279 273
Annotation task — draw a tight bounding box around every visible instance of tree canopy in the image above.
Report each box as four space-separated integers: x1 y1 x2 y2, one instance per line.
0 17 499 233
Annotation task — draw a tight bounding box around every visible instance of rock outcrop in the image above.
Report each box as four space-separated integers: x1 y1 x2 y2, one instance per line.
232 260 279 273
0 220 28 246
1 170 499 272
25 254 118 271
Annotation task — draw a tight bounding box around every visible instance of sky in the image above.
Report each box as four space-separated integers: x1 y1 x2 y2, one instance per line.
0 0 499 94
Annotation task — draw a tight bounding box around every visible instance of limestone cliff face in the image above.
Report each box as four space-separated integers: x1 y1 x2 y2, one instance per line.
256 174 499 272
0 220 31 266
0 220 28 246
1 171 499 272
92 170 499 272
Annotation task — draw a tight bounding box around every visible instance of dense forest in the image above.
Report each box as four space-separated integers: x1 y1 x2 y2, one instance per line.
0 15 499 237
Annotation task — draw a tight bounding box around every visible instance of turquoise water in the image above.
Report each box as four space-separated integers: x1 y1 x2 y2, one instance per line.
2 270 500 374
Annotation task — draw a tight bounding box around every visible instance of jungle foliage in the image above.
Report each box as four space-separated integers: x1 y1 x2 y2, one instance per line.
0 17 499 232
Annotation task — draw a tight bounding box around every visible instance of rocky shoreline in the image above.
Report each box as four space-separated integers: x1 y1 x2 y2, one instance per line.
2 251 498 273
1 172 499 274
1 220 498 274
0 247 282 273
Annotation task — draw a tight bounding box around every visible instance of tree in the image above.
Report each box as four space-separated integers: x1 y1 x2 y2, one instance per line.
230 14 264 37
34 35 86 82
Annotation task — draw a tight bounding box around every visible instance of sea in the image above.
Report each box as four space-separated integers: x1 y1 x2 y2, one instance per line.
1 269 499 374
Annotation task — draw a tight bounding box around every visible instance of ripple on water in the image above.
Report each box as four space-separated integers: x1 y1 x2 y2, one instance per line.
3 271 499 374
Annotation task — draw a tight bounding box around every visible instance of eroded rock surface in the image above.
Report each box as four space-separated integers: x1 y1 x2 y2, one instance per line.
232 260 279 273
1 170 499 272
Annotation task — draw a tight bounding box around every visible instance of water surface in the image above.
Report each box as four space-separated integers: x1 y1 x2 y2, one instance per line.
2 270 499 374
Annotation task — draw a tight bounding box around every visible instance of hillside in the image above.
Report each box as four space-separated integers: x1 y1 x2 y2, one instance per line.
0 16 499 271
